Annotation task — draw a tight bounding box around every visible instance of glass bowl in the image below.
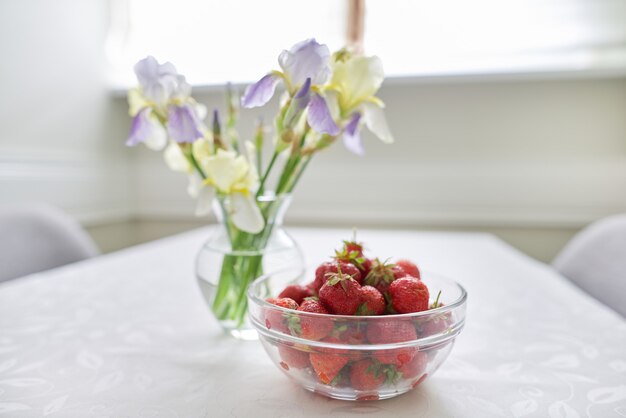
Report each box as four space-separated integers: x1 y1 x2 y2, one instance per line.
247 269 468 401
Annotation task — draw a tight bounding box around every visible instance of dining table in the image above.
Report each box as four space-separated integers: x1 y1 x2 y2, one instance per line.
0 227 625 417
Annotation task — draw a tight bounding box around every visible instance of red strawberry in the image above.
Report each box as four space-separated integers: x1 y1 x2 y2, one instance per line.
278 284 313 304
319 273 362 315
392 266 406 279
264 297 298 333
332 323 367 345
313 261 362 292
359 258 373 278
324 323 367 361
398 351 428 379
395 259 421 279
289 299 333 340
278 344 310 370
355 285 385 315
266 297 298 309
420 312 452 337
389 277 429 313
363 259 405 295
366 319 417 344
374 347 417 367
350 359 385 391
309 343 349 385
334 240 370 275
345 241 364 255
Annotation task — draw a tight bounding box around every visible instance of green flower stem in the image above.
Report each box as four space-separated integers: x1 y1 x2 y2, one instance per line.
211 199 280 326
286 155 312 193
256 151 278 198
210 128 314 328
275 155 298 193
183 146 207 180
256 146 263 179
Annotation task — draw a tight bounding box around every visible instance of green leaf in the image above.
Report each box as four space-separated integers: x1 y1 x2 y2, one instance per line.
383 365 401 384
355 303 372 316
329 369 345 387
286 313 301 336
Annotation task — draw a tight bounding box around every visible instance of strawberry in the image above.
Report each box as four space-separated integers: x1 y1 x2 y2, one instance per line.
334 240 371 275
395 259 421 279
278 284 313 304
309 354 345 385
331 323 367 345
312 261 362 293
420 291 450 335
388 277 429 314
355 285 385 315
266 297 298 309
278 344 310 370
319 273 362 315
349 359 385 391
398 351 427 379
374 347 418 367
363 259 405 295
288 299 333 340
309 340 349 385
312 261 335 293
366 319 417 344
420 315 450 336
264 297 299 333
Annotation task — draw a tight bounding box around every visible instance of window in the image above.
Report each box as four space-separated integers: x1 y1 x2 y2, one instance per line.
106 0 346 87
106 0 626 88
365 0 626 78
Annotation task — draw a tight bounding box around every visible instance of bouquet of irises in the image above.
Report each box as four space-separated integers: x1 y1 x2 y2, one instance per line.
126 39 393 326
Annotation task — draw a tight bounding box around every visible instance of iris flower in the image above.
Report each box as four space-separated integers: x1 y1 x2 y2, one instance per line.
241 39 339 136
326 52 394 155
126 56 207 149
164 143 264 233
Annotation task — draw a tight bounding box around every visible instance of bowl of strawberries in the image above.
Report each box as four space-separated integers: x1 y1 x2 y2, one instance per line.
247 238 467 401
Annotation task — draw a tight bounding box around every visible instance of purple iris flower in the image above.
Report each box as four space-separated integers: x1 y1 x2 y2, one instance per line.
342 112 364 156
278 38 330 87
126 108 167 150
134 56 190 105
308 93 340 136
126 109 151 147
241 39 330 109
167 105 204 143
241 74 280 108
283 78 311 129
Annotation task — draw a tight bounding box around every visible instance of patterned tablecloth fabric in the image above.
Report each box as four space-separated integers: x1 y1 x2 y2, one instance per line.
0 227 625 418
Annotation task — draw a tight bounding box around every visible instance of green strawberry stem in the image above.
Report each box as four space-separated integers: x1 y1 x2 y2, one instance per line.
433 290 442 308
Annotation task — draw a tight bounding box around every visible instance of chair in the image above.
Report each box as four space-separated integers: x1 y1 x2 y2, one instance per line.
0 204 99 283
552 214 626 317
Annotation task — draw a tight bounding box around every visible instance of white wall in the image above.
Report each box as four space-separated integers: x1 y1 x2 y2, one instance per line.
1 0 625 261
0 0 132 224
132 80 626 223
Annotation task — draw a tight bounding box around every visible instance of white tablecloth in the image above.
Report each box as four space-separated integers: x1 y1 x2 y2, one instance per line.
0 227 625 417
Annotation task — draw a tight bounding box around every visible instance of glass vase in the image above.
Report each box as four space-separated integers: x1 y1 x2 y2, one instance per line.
195 193 304 340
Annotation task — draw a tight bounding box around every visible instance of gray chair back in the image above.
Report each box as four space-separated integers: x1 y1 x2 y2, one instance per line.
0 204 99 283
553 214 626 317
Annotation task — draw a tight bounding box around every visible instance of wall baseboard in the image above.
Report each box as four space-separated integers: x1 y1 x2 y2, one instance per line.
3 153 625 229
134 156 626 229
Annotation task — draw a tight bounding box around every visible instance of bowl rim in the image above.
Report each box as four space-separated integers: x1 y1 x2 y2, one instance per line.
247 269 468 320
247 269 468 349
